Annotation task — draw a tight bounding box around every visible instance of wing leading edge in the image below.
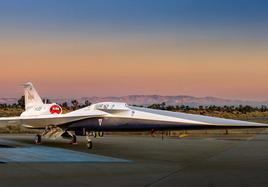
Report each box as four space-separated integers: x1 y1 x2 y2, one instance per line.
0 111 108 129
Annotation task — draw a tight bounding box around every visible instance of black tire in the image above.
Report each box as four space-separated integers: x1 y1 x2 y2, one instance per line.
71 135 77 144
34 135 41 144
86 141 93 149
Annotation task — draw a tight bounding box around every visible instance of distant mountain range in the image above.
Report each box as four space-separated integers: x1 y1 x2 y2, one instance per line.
1 95 267 107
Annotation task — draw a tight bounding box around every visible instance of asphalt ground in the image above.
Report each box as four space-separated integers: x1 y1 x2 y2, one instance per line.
1 133 268 187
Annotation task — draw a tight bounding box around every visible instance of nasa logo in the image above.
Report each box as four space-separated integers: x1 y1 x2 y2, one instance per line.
50 105 62 114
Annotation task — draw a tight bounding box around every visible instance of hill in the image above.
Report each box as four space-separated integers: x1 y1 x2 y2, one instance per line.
43 95 268 107
0 95 267 107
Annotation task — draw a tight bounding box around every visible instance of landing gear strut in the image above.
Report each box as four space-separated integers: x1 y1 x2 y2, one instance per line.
34 134 42 144
71 135 77 144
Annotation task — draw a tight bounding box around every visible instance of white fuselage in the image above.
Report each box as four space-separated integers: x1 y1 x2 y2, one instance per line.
21 103 62 117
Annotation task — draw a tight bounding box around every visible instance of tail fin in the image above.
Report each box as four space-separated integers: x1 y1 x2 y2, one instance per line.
23 82 43 110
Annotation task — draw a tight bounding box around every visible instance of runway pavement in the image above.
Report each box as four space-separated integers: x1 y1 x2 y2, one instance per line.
1 134 268 187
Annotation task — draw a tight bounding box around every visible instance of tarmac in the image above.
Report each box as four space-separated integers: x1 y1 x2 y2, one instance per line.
1 133 268 187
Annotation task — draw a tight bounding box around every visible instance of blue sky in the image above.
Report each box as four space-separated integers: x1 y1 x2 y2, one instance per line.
1 0 268 33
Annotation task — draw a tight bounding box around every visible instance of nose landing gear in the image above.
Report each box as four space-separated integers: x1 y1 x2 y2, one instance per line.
85 131 104 149
86 132 93 149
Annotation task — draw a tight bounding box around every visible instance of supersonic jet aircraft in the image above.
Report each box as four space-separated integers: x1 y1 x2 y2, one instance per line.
0 82 267 149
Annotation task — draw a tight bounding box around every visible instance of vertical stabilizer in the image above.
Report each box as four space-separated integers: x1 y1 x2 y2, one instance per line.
23 82 43 110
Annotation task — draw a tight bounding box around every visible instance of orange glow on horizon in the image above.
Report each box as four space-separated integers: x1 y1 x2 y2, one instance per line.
0 35 267 100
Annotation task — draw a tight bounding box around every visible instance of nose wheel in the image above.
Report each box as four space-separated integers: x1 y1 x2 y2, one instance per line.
86 132 93 149
34 134 42 144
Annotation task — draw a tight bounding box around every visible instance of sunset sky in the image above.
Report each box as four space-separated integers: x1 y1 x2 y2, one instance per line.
0 0 267 100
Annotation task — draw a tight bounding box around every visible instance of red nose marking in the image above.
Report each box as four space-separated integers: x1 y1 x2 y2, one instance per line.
50 105 62 114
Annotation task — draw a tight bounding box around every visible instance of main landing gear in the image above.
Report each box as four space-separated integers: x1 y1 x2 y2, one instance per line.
34 134 42 144
33 129 102 149
34 133 77 144
71 135 77 144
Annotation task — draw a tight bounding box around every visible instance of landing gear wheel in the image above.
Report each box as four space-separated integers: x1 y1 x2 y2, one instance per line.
34 134 42 144
71 135 77 144
86 141 93 149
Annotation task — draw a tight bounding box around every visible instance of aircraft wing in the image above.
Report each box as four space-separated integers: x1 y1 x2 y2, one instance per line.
0 111 108 129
